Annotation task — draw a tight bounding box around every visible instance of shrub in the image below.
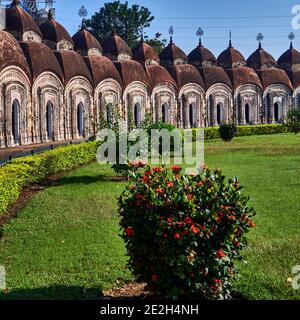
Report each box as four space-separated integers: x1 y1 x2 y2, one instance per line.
219 123 237 142
0 142 99 215
187 124 287 141
119 165 256 299
286 109 300 134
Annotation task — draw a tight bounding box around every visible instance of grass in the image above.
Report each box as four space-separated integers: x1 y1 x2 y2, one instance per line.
0 133 300 300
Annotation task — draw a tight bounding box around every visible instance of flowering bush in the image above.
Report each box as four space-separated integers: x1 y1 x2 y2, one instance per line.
118 165 256 299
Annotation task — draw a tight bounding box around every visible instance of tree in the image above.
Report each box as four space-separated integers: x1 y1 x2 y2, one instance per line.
286 108 300 134
85 1 166 50
145 32 167 54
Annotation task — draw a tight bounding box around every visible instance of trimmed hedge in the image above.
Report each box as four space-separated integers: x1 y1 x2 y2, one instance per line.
0 142 99 216
186 124 287 141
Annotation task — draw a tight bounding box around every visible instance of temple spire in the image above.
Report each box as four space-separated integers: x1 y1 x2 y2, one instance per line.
256 32 264 49
229 30 232 48
169 25 174 44
196 27 204 46
78 5 88 30
289 32 295 50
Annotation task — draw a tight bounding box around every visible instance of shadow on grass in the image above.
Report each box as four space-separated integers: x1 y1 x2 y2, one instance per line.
0 286 249 301
0 286 104 300
53 175 128 187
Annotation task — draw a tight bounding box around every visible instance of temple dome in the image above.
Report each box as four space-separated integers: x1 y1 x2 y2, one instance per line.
159 42 188 67
40 15 73 50
199 66 232 89
226 67 262 90
168 64 205 90
146 64 177 90
0 30 31 78
101 33 132 62
6 1 42 42
114 60 149 89
256 69 292 89
20 41 63 82
84 55 122 87
278 45 300 72
218 45 246 69
247 46 277 70
72 28 103 56
132 41 159 66
188 43 217 68
54 50 92 84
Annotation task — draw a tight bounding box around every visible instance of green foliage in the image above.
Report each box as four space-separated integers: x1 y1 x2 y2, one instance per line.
145 32 167 54
86 1 161 48
119 165 256 299
0 142 99 216
219 123 237 142
286 108 300 134
188 124 287 141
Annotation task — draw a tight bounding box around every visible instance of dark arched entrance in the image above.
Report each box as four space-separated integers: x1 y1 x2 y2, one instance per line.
46 102 54 140
245 103 250 123
162 103 168 123
12 99 20 144
274 103 279 122
134 103 141 126
77 103 84 137
189 104 195 128
217 103 223 124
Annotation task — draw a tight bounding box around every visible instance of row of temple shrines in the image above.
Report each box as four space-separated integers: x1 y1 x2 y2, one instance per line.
1 0 300 148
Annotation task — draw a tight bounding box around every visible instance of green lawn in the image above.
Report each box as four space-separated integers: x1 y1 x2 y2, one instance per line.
0 133 300 300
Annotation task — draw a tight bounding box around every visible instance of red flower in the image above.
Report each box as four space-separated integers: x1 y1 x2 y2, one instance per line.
138 161 147 168
210 285 219 292
167 218 173 224
184 217 193 225
233 240 241 248
187 194 193 201
174 233 181 239
143 176 150 183
144 171 152 176
191 225 200 234
216 249 226 259
151 275 160 282
125 227 135 238
214 279 222 285
155 188 164 194
248 220 256 228
153 166 163 173
171 165 182 173
167 181 174 188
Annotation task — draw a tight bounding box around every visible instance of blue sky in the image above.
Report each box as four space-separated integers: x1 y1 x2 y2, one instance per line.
55 0 300 59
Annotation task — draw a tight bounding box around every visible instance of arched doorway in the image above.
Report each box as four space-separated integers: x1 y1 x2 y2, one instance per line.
77 103 84 137
107 103 113 128
162 103 168 123
274 103 279 122
12 99 20 144
217 103 223 124
189 104 195 128
134 103 141 126
245 103 250 123
46 102 54 140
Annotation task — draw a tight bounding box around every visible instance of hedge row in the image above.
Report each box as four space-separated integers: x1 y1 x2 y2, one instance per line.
187 124 287 140
0 142 99 216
